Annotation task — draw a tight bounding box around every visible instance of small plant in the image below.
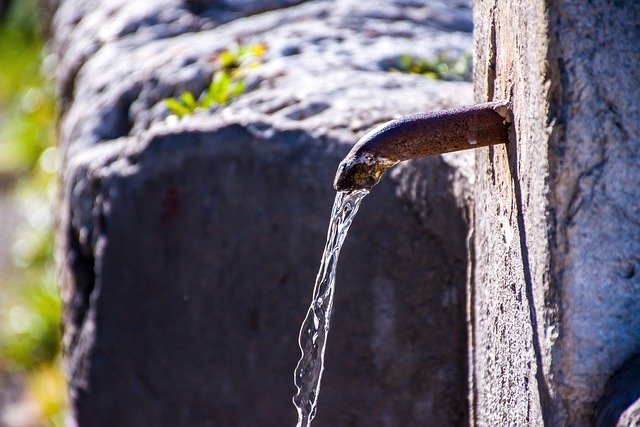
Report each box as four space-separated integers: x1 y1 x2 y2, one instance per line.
217 42 267 75
166 42 267 118
397 51 472 81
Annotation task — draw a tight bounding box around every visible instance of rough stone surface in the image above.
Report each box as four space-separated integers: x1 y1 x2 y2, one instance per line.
549 2 640 424
471 1 550 424
596 355 640 427
53 0 476 426
472 0 640 426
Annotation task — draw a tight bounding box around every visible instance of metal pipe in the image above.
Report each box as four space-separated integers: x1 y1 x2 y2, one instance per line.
334 101 512 192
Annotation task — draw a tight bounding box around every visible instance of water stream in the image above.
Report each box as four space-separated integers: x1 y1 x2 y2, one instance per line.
292 189 369 427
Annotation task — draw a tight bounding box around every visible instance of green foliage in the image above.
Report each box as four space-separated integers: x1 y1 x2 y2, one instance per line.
165 93 197 117
201 70 246 107
0 0 67 425
28 363 68 427
1 275 60 369
166 42 267 118
2 169 59 370
397 51 472 81
0 0 56 174
217 42 267 75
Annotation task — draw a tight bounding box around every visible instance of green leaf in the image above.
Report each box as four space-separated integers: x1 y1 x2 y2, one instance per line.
180 91 197 110
165 98 191 117
164 42 265 117
230 80 245 97
219 50 239 71
399 53 413 72
199 89 214 109
210 71 232 104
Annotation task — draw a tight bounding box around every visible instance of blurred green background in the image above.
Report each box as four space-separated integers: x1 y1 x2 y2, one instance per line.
0 0 67 425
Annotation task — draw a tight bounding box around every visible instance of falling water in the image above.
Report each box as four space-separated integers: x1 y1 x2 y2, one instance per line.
292 189 369 427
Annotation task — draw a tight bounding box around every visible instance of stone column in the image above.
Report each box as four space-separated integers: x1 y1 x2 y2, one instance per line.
471 0 640 425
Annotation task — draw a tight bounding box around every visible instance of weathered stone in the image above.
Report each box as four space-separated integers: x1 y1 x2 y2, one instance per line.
54 0 476 426
472 0 640 425
596 355 640 427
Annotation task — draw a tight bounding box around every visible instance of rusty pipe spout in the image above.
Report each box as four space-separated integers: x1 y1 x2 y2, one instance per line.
334 101 512 192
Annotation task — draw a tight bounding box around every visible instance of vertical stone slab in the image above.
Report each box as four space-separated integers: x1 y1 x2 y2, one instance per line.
471 0 552 424
472 0 640 425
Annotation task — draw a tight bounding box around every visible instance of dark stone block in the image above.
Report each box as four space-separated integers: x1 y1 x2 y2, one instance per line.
53 0 475 425
62 120 469 426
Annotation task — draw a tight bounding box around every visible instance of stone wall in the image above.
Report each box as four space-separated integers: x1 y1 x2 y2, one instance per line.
53 1 477 425
472 0 640 425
